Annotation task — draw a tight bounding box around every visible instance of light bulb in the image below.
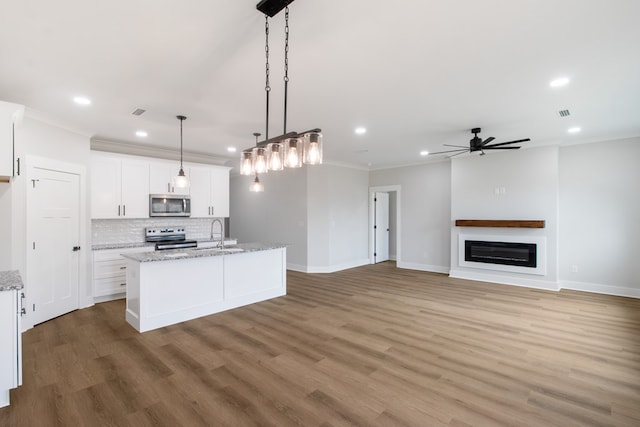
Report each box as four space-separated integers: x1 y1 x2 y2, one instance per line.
307 143 320 164
249 175 264 192
174 168 189 188
268 143 284 171
254 148 267 174
303 132 323 165
285 138 302 168
240 152 253 175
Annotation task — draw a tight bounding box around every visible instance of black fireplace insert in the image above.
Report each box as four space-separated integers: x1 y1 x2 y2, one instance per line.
464 240 537 268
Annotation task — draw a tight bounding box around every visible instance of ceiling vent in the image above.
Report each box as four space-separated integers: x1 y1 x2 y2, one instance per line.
557 109 571 118
131 108 146 116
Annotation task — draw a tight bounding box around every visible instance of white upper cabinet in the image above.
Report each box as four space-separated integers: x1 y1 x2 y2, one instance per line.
149 162 190 195
189 165 230 218
0 101 25 181
91 153 150 219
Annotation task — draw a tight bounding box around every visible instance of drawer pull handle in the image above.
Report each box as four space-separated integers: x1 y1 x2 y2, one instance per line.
120 283 126 286
120 266 126 270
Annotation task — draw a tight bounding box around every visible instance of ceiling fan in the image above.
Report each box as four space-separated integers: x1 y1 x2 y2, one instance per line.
430 128 530 157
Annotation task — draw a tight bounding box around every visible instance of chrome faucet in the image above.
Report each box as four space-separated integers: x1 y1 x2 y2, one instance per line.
210 218 225 248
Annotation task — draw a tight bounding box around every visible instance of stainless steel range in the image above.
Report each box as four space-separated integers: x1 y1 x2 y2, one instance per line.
145 227 197 250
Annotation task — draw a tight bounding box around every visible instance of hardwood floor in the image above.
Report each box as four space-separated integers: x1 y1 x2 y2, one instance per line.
2 262 639 426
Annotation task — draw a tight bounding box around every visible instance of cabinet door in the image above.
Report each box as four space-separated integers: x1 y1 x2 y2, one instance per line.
149 162 190 195
189 166 212 217
121 159 149 218
0 101 24 180
91 155 122 219
0 290 20 405
210 167 230 217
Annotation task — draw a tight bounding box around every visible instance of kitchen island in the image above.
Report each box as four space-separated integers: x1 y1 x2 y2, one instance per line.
121 243 286 332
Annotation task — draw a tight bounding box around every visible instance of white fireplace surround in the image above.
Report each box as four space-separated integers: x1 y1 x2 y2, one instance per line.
458 234 547 276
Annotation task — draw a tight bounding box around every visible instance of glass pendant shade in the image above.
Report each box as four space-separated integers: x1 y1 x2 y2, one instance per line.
253 147 267 174
267 143 284 171
284 138 303 168
240 151 254 175
303 132 323 165
249 175 264 192
175 168 189 188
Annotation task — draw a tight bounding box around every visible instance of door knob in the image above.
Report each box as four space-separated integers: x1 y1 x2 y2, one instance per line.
72 246 81 252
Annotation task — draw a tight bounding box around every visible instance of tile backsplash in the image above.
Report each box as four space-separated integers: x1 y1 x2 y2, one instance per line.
92 218 226 245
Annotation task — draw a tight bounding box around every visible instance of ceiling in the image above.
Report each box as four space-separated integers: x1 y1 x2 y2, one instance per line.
1 0 639 170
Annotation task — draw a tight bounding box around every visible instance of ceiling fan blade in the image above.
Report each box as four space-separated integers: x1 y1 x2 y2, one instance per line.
447 150 469 158
480 136 495 146
483 146 521 150
429 148 469 155
486 138 530 148
443 144 468 148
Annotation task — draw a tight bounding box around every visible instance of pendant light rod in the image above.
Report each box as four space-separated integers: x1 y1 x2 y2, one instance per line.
176 115 186 168
264 15 270 142
283 6 289 134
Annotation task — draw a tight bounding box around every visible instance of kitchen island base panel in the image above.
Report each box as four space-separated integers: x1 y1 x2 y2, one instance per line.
125 247 286 332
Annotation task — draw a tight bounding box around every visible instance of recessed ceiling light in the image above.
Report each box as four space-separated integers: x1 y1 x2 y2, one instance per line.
420 150 429 156
135 130 148 137
73 96 91 105
227 147 237 153
568 127 581 134
550 77 570 88
355 127 367 135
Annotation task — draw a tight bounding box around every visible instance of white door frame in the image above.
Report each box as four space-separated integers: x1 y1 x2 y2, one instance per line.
369 185 401 265
24 155 88 330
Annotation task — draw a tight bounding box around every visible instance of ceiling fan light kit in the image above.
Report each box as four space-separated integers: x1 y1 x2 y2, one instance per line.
429 127 531 158
242 0 323 191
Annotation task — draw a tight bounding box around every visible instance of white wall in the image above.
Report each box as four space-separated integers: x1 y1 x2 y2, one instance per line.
323 165 369 271
450 146 559 289
230 167 308 269
11 115 92 324
230 164 369 273
559 137 640 297
369 161 451 273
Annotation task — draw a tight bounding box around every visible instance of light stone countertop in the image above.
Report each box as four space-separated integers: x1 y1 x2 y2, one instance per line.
0 270 24 291
120 242 287 263
92 238 238 251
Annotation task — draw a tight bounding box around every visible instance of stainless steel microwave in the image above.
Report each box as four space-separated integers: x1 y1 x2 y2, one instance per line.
149 194 191 217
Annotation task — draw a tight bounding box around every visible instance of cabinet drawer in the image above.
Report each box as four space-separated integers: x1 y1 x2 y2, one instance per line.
94 260 126 277
94 277 127 297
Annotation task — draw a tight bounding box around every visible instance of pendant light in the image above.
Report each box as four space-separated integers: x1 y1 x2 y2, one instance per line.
239 1 323 191
175 115 189 188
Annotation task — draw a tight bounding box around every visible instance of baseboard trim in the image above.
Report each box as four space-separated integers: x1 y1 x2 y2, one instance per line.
397 262 449 274
449 269 559 291
305 258 371 274
287 263 308 273
559 280 640 299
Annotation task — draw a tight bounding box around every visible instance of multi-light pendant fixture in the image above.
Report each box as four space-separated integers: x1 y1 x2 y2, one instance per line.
242 0 323 192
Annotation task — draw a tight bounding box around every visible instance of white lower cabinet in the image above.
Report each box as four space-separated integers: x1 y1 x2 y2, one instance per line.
93 247 150 301
0 290 22 408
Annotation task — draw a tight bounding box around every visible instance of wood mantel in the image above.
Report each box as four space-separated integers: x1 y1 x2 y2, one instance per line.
455 220 545 228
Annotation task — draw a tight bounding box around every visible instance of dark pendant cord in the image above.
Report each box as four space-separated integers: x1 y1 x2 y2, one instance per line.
283 6 289 134
264 15 270 141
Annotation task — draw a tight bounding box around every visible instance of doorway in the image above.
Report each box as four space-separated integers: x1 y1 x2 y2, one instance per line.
369 185 401 265
26 161 82 325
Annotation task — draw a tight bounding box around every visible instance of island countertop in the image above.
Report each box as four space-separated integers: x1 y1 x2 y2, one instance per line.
120 242 287 263
0 270 24 292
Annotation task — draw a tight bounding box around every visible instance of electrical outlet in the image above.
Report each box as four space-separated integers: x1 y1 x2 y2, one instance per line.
571 265 579 273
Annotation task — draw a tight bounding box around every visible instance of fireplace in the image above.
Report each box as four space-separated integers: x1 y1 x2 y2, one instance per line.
458 234 547 276
465 240 536 268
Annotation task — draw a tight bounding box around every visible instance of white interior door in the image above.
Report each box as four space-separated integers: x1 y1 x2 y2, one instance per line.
374 192 390 263
27 167 80 325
